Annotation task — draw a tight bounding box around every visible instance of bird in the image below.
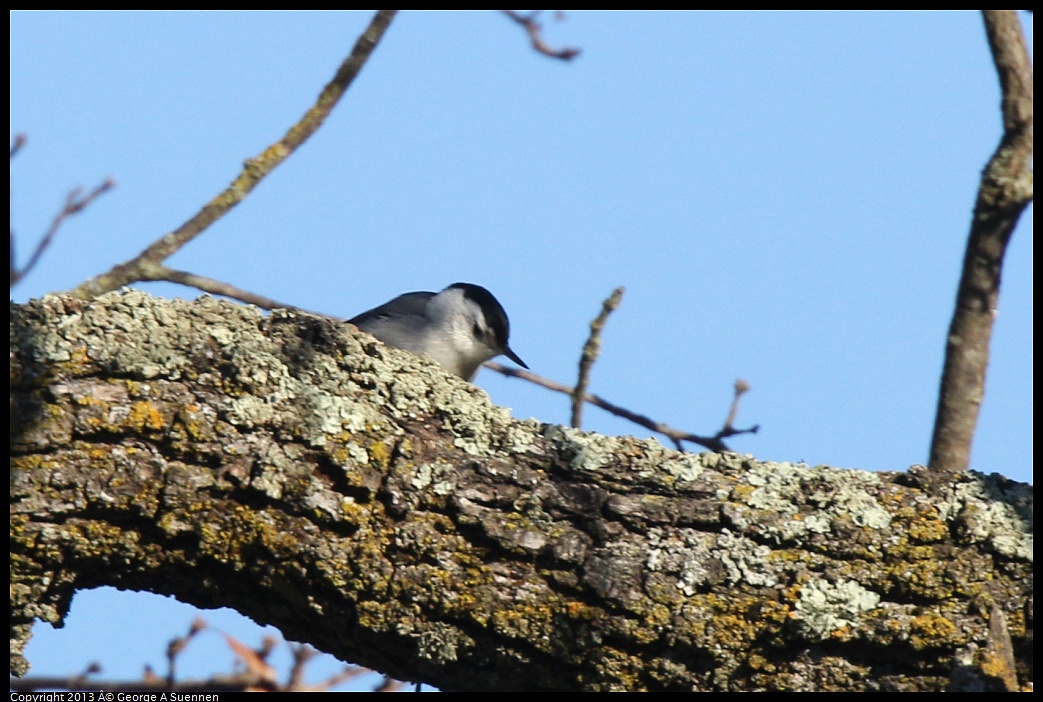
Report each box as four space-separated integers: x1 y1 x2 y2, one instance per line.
349 282 528 381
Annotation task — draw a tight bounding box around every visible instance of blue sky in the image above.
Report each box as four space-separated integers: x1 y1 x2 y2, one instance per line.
11 11 1032 691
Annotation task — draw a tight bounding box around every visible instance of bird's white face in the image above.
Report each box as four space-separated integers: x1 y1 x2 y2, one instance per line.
423 288 505 380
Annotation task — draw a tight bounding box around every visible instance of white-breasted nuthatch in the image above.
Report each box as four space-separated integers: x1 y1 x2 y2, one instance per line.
349 282 528 381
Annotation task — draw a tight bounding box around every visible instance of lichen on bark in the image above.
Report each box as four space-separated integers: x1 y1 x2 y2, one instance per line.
10 291 1032 690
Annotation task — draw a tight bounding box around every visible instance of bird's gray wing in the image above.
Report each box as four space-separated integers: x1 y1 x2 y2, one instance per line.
348 291 434 328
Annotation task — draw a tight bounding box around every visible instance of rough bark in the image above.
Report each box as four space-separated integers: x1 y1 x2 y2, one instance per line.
10 291 1033 691
928 10 1034 474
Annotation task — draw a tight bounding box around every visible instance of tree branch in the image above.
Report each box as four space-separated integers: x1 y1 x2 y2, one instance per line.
10 133 26 158
572 286 623 428
927 10 1033 473
64 10 397 301
501 10 581 61
488 361 757 452
9 139 115 288
136 264 335 318
12 292 1030 691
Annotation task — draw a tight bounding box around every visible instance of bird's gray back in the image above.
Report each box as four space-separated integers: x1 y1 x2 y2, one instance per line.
349 291 434 328
349 291 437 355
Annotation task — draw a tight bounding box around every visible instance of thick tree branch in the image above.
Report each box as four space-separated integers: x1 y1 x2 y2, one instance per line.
928 10 1033 473
10 292 1032 691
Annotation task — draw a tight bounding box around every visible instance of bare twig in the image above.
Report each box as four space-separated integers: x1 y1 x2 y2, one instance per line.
166 617 207 686
10 133 26 159
572 286 624 428
138 265 337 318
286 644 372 692
10 178 115 288
501 10 581 61
10 618 392 693
223 632 278 688
66 10 398 301
487 361 758 452
723 378 750 432
313 666 371 693
928 10 1033 473
287 644 316 690
375 676 408 692
8 674 281 694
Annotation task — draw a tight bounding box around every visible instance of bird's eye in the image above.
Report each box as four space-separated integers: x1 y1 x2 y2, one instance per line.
472 323 483 339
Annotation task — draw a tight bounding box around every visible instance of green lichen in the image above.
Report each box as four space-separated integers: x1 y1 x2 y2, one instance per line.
791 578 881 642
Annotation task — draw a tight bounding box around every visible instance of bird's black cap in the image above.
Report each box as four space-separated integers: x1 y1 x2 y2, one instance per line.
448 283 528 369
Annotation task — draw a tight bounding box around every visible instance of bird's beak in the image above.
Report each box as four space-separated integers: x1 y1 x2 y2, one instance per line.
503 346 529 370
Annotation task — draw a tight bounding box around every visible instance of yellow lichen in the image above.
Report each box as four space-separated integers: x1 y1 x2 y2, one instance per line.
908 613 959 649
907 516 948 543
367 440 392 469
128 400 167 432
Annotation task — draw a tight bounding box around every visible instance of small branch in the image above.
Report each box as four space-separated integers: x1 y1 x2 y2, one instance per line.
309 665 372 693
165 618 204 686
10 133 26 159
138 265 337 318
572 286 624 428
376 677 408 693
10 178 115 288
487 362 758 452
723 378 750 432
8 674 277 694
501 10 581 61
928 10 1032 473
10 618 389 693
287 644 316 691
66 10 398 301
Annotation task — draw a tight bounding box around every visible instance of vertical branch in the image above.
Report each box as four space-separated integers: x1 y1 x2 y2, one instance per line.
572 287 624 428
722 379 750 433
928 11 1032 473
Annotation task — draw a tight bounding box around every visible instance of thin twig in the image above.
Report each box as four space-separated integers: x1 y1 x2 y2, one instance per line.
487 361 758 452
287 644 315 691
723 378 750 431
11 134 26 286
375 676 407 693
302 660 371 693
66 10 398 301
10 133 26 159
8 610 392 693
139 265 337 318
928 10 1032 473
572 286 624 428
501 10 581 61
8 674 278 694
10 178 115 288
